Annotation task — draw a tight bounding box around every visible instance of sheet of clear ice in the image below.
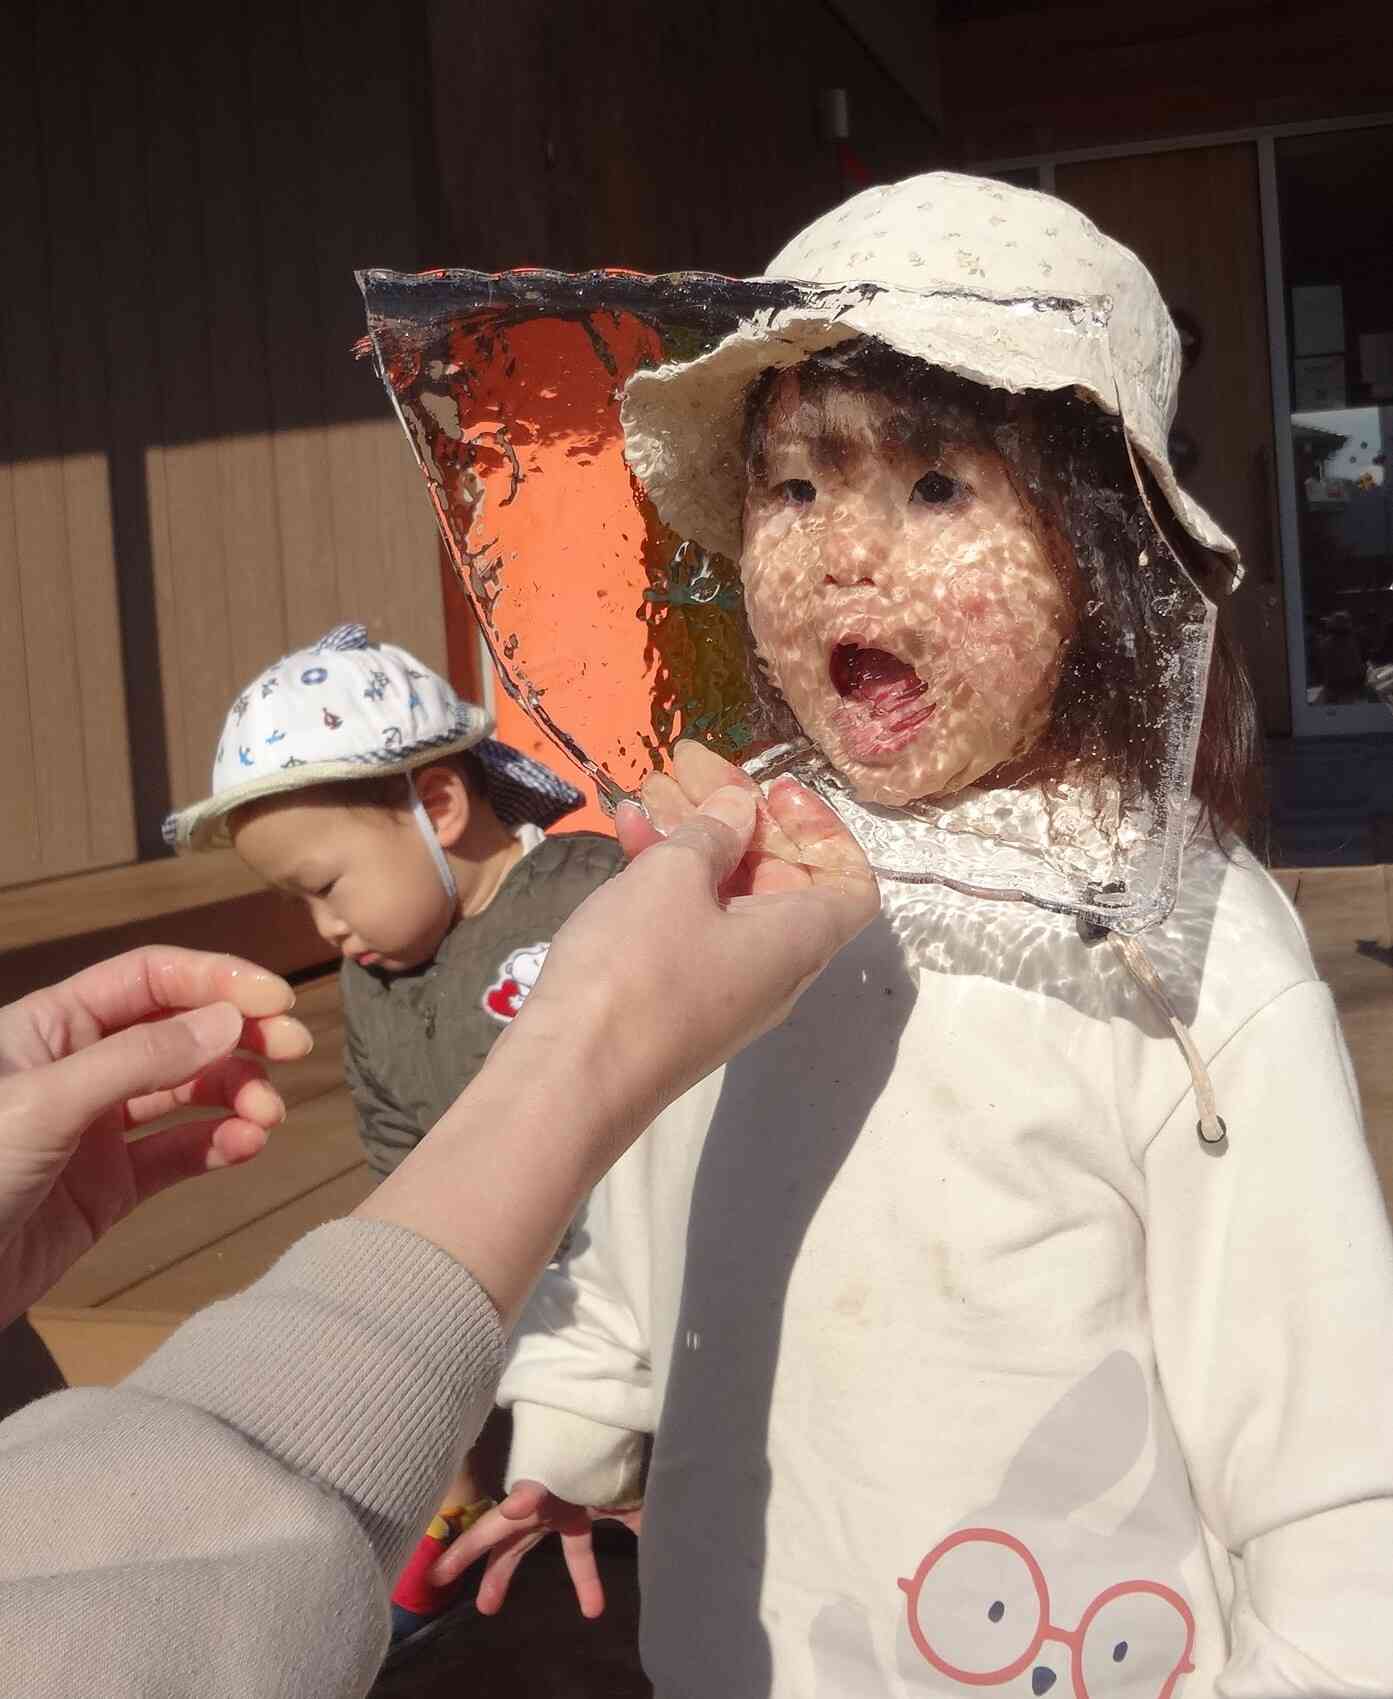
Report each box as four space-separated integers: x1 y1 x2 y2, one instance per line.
357 268 1216 935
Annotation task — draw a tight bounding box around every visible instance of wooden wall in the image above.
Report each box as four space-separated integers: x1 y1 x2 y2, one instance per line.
425 0 942 822
0 0 445 887
427 0 939 275
939 0 1393 163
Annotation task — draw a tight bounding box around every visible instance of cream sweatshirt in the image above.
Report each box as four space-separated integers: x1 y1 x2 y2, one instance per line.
0 1219 505 1699
501 841 1393 1698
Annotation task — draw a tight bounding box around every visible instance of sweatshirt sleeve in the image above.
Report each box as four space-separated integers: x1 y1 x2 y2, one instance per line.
499 1152 654 1508
1144 979 1393 1693
0 1218 505 1699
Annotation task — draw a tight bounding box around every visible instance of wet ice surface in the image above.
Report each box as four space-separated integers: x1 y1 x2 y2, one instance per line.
359 267 1215 935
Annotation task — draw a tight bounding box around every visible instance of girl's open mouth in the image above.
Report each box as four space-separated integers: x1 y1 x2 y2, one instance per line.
829 642 936 760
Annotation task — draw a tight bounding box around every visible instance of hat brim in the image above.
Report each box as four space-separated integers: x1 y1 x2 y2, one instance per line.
621 286 1241 584
166 723 491 854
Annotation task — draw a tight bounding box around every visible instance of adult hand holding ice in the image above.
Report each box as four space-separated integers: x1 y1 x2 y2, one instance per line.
617 739 869 901
359 754 878 1328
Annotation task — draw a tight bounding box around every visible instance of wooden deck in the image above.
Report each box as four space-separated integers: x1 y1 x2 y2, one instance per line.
28 864 1393 1385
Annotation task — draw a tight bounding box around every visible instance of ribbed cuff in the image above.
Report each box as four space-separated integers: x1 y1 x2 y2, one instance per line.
128 1218 506 1579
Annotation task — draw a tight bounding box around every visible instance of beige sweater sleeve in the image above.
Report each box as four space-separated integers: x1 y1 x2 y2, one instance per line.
0 1218 505 1699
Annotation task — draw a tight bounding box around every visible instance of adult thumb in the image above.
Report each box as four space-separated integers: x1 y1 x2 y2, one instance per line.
657 785 757 890
36 1002 245 1153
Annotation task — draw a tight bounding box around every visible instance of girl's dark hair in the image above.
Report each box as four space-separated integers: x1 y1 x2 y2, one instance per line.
743 345 1260 843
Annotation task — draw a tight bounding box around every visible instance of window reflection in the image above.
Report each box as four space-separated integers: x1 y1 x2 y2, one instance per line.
1278 129 1393 708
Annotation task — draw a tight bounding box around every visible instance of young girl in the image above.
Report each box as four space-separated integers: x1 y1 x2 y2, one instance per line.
446 175 1393 1697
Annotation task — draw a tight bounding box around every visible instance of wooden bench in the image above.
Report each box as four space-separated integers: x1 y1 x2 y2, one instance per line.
0 848 330 1002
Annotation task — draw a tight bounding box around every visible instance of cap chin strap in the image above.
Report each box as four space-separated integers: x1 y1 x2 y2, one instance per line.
406 771 459 905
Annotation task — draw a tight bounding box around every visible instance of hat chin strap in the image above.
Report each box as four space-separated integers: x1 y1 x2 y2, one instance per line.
406 772 460 905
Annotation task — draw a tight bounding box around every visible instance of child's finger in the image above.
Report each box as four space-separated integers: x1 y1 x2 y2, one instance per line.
560 1526 606 1618
429 1522 491 1587
427 1482 547 1583
747 854 814 897
646 754 804 872
473 1533 545 1615
765 774 875 880
671 740 830 867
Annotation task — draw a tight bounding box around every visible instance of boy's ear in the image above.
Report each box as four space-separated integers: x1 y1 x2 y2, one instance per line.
412 763 471 850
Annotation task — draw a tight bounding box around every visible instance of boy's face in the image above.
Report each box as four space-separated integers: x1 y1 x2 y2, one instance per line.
740 375 1074 807
232 798 454 972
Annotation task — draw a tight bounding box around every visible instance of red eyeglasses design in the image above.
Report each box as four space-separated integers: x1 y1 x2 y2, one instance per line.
898 1528 1196 1699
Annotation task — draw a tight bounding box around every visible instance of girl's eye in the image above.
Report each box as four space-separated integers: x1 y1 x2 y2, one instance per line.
314 880 337 899
774 478 816 506
910 470 958 505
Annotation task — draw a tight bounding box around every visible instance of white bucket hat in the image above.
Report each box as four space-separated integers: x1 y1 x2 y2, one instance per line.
165 623 583 852
621 170 1239 582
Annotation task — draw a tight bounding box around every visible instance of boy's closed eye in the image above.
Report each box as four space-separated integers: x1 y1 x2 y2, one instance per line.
271 876 336 903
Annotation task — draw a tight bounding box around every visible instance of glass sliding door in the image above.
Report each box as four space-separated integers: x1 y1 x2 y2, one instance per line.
1269 125 1393 733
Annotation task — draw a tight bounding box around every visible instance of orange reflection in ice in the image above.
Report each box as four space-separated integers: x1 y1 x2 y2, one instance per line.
401 308 755 804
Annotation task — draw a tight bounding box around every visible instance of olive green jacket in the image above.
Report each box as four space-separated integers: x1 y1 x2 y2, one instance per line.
341 831 624 1175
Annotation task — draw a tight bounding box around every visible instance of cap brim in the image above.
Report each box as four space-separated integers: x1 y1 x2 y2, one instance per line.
165 725 491 854
621 288 1241 584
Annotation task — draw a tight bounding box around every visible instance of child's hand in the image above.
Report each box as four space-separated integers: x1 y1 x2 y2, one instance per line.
427 1478 641 1618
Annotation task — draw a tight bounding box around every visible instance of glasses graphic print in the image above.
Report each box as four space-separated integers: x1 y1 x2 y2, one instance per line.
898 1529 1196 1699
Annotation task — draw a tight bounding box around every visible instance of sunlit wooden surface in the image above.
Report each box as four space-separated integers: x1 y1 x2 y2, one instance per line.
31 871 1393 1385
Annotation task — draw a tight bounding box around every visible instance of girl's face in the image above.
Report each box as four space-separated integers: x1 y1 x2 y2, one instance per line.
740 374 1075 807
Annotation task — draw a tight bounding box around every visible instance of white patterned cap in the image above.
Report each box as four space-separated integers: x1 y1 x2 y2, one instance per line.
164 623 582 852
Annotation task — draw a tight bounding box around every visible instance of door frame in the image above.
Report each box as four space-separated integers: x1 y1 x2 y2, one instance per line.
981 111 1393 738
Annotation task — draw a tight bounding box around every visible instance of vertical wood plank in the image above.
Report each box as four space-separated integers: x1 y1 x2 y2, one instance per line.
142 0 237 809
301 0 389 643
86 0 184 857
0 6 89 878
363 5 444 671
0 5 41 881
0 337 41 886
247 0 340 648
299 0 444 665
192 0 289 688
34 0 138 869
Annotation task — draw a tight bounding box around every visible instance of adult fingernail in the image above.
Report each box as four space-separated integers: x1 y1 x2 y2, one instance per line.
263 1015 314 1057
241 1078 285 1125
225 964 295 1014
